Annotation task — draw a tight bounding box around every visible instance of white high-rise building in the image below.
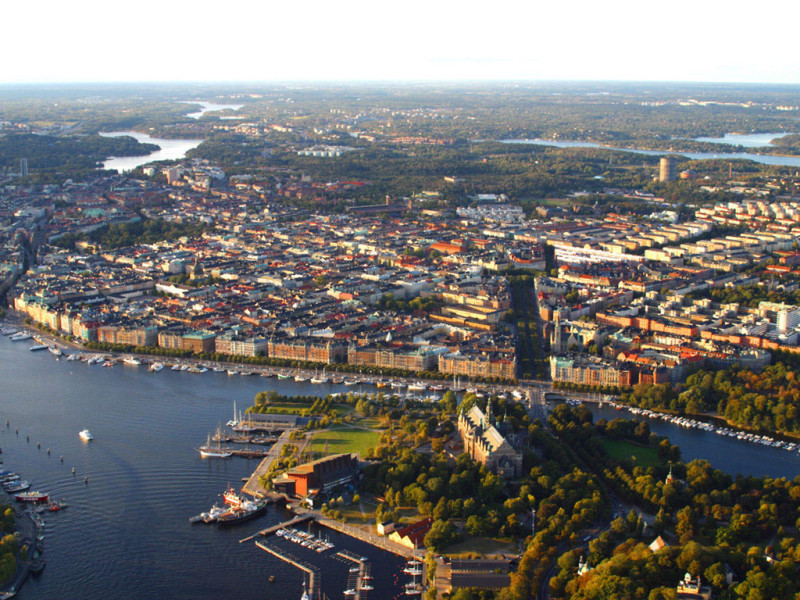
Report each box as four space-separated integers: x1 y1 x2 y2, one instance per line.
777 307 800 333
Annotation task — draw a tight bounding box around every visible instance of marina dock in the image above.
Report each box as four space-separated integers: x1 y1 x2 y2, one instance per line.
256 540 321 600
332 549 372 600
239 513 315 543
316 515 424 559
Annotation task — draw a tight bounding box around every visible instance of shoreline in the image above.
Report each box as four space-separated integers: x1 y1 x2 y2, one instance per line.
0 480 38 597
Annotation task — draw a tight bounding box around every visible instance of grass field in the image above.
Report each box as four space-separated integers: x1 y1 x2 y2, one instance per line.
601 438 662 469
310 427 381 457
335 502 379 524
261 403 348 416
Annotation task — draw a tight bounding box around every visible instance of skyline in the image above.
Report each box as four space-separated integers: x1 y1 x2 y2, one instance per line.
5 0 800 85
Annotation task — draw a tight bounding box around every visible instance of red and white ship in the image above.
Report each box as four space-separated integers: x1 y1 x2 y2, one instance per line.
223 487 245 508
15 491 49 503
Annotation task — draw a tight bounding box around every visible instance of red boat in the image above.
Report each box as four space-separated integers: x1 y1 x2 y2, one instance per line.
15 491 48 503
223 487 245 508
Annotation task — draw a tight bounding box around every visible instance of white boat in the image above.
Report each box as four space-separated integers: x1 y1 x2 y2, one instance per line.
10 332 32 341
201 504 227 523
196 433 232 458
48 345 62 357
122 356 141 366
79 429 93 441
29 345 48 351
4 480 31 493
149 363 164 372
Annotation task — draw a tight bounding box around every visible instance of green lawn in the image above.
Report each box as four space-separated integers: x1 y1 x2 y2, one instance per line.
310 427 381 457
601 438 662 469
333 501 379 524
261 403 348 416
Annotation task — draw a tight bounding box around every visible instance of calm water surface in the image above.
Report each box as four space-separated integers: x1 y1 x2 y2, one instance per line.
99 131 203 173
180 101 244 119
0 339 403 600
693 132 795 147
569 402 800 480
501 138 800 167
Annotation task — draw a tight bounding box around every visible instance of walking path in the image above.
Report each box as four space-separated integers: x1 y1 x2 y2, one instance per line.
313 514 424 559
242 430 312 497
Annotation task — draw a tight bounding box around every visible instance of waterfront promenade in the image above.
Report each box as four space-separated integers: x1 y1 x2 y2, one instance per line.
313 513 424 559
242 430 311 497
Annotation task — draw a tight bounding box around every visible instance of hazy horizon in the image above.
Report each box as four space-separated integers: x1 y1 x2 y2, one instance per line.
5 0 798 86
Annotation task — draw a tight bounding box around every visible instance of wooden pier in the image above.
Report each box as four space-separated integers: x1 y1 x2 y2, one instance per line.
256 540 321 600
239 513 315 543
317 516 424 559
332 549 373 600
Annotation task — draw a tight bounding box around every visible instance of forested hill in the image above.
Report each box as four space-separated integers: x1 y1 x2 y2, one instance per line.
0 133 158 172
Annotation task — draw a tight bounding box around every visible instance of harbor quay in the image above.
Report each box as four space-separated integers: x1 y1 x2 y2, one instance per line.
247 510 423 600
314 515 424 559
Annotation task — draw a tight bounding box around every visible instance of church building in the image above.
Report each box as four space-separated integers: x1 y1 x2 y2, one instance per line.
457 402 524 478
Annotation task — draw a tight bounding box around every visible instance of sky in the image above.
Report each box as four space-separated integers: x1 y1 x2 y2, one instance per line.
3 0 799 84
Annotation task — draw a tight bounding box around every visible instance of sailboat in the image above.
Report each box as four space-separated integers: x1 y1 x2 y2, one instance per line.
196 432 233 458
299 574 310 600
310 368 328 384
226 401 238 427
405 559 423 595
